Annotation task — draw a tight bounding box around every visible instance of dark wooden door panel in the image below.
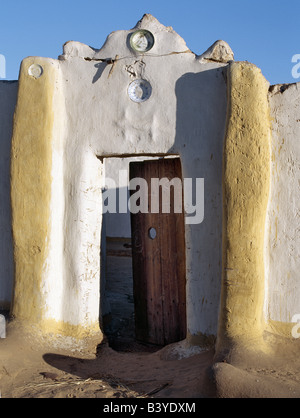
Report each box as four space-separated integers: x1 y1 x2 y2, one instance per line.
130 158 186 346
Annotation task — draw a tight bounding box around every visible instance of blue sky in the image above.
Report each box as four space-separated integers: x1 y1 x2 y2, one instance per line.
0 0 299 84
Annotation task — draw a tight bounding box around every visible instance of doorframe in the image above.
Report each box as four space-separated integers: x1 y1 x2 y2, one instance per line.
100 154 187 345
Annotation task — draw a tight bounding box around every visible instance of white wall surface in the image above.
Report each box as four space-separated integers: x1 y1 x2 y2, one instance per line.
0 81 18 308
266 83 300 323
57 15 228 337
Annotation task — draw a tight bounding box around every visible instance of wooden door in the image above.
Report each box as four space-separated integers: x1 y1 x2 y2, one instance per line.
129 158 186 346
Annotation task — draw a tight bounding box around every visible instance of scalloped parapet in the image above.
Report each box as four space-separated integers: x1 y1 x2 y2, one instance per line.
59 14 233 63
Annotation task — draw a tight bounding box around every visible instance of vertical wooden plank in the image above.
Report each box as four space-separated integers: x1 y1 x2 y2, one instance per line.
130 162 149 342
159 158 186 344
173 158 187 342
145 160 164 344
130 158 186 346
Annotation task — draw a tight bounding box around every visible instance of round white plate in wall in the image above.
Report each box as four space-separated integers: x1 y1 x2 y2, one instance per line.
130 30 155 53
128 79 152 103
28 64 43 79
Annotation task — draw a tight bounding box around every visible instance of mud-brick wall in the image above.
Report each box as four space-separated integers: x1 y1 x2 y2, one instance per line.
0 81 18 309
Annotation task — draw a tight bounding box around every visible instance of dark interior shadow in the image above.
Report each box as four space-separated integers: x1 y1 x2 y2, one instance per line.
100 185 163 353
99 185 134 349
0 81 18 312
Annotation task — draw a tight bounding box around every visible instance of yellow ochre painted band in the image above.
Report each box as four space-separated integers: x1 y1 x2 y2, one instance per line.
39 319 101 340
11 57 55 323
217 61 271 352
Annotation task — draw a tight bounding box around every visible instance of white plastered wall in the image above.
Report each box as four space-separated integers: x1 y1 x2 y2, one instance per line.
54 15 229 338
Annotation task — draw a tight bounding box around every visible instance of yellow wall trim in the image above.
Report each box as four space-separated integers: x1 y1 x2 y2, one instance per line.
217 62 271 353
39 319 101 340
11 58 55 323
266 320 295 339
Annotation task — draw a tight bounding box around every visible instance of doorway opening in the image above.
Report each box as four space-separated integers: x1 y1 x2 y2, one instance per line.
101 155 187 352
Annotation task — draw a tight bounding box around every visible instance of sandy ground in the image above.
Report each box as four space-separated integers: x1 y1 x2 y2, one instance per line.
1 246 300 399
0 322 216 399
1 320 300 399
